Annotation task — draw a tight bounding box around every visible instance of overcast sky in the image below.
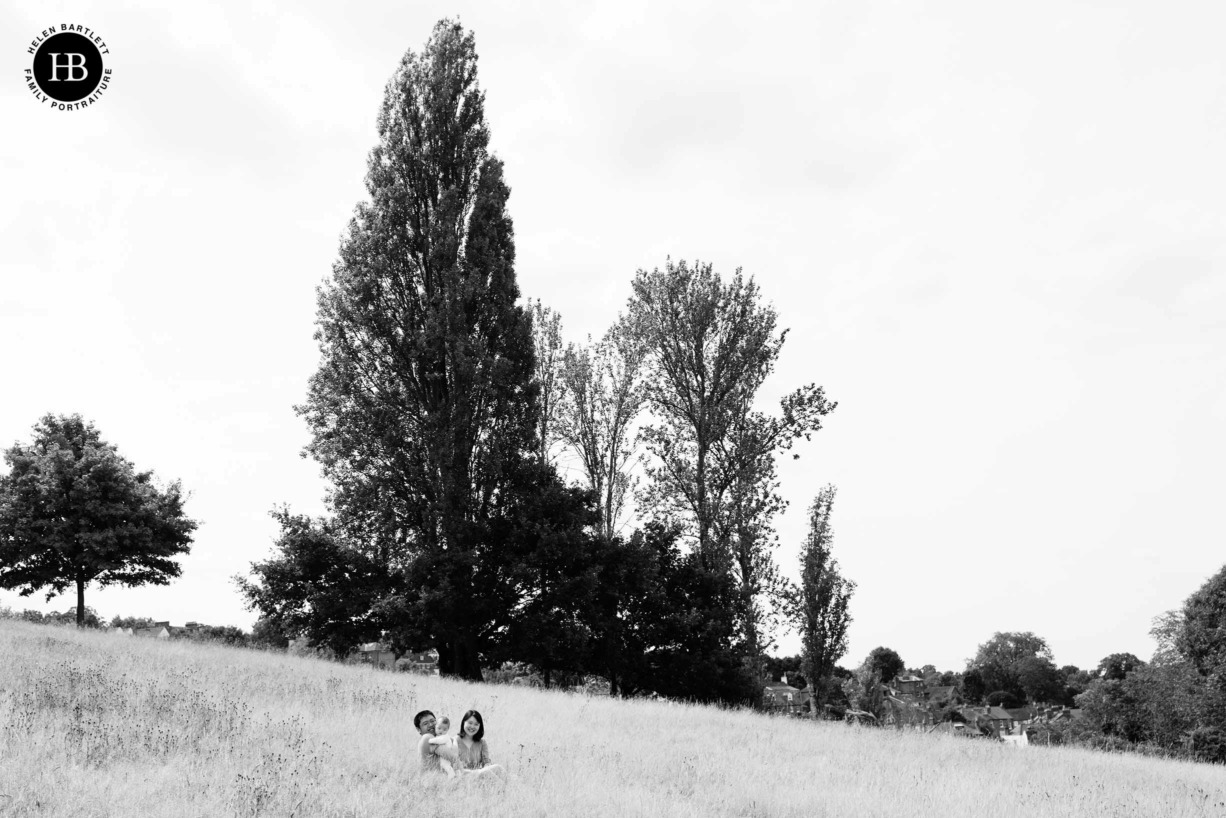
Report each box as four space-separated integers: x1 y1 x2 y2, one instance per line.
3 1 1224 673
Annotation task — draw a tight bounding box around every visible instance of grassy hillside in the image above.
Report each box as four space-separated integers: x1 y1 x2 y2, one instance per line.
1 621 1223 817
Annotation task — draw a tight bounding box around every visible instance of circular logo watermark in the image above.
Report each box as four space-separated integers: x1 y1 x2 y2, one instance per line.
23 24 112 110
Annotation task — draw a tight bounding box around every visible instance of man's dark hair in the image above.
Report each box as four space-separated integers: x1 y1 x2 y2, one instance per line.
459 709 485 742
413 710 435 731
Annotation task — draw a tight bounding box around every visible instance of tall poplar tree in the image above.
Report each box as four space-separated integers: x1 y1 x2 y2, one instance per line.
794 485 854 714
297 20 537 680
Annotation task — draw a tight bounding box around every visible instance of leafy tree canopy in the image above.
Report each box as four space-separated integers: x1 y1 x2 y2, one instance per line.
109 615 158 630
1098 652 1146 681
1016 656 1064 704
626 258 835 571
972 631 1053 667
184 625 249 646
0 414 196 626
584 522 755 705
985 689 1023 709
235 509 392 658
865 647 905 684
1176 564 1226 679
250 616 291 650
490 461 603 687
4 606 102 628
959 667 987 704
967 631 1054 702
764 654 803 685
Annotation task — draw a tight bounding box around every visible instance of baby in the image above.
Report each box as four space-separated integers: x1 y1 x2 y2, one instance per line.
427 716 461 777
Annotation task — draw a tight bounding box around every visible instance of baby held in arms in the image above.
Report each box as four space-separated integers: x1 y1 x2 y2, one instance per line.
428 717 461 777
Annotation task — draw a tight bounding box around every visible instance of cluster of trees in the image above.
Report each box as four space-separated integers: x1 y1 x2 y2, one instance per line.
821 635 1135 717
949 572 1226 763
959 632 1073 707
761 564 1226 763
1070 566 1226 763
0 20 853 710
232 20 850 706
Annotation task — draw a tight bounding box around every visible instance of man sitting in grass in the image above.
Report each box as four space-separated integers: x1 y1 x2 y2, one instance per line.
414 710 453 774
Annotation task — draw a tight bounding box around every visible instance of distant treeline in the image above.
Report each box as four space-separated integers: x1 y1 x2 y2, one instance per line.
0 606 280 649
765 563 1226 765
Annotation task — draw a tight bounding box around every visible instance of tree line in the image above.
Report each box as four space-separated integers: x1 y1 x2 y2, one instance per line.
0 606 271 648
766 565 1226 763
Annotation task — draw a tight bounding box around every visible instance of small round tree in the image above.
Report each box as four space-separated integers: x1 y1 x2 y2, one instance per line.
865 646 905 684
0 414 196 625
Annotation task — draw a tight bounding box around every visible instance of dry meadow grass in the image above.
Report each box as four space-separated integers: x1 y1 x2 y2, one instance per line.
1 619 1224 817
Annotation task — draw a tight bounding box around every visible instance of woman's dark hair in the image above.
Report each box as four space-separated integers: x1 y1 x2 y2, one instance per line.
459 709 485 742
413 710 435 731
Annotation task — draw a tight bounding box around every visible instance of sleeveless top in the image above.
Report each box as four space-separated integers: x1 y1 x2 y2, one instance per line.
456 738 491 769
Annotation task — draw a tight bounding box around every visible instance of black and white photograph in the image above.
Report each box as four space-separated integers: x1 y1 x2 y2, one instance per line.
3 2 1225 815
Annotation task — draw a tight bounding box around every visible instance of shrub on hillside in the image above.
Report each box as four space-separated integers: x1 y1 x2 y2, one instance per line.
1190 727 1226 764
0 607 101 628
109 615 158 630
986 690 1022 708
249 616 290 650
1026 724 1064 746
184 625 249 647
484 662 542 686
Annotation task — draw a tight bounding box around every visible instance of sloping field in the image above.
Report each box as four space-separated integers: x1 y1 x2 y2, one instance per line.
0 620 1223 818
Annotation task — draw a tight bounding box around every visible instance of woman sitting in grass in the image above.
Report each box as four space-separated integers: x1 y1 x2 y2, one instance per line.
454 710 505 781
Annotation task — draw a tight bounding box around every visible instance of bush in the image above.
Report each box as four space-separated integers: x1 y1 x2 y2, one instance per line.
249 616 290 650
1 607 101 627
1190 727 1226 764
985 690 1022 708
483 661 540 686
183 625 249 647
821 702 847 720
1026 724 1063 746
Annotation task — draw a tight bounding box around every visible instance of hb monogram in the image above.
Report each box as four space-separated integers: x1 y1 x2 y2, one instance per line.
48 53 89 81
